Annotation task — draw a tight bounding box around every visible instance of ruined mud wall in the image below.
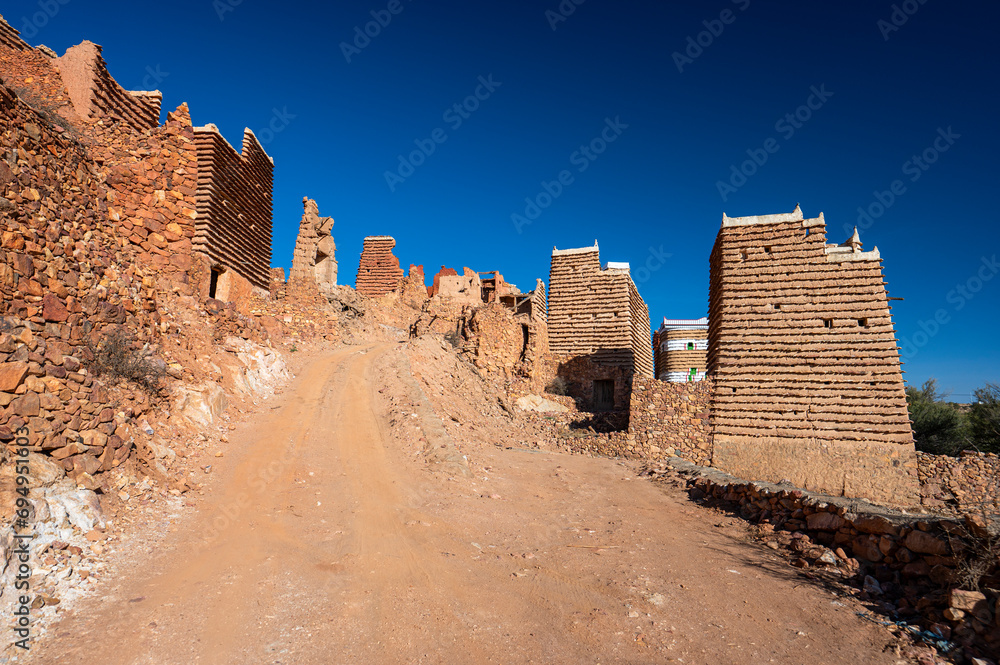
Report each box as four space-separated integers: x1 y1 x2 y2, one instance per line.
193 126 273 292
55 41 160 132
548 246 653 377
707 207 917 507
0 23 78 125
0 16 29 52
0 79 159 488
356 236 404 297
627 376 713 464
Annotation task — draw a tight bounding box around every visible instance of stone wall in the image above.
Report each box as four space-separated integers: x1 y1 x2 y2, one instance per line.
0 15 30 52
356 236 404 297
0 78 160 488
193 125 273 293
55 41 161 132
654 463 999 660
918 451 1000 517
707 206 917 507
627 376 713 464
288 197 336 298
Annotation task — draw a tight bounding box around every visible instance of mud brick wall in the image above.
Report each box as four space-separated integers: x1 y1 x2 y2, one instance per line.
356 236 404 297
288 197 336 298
548 245 653 377
193 125 273 292
0 79 159 488
707 207 917 507
628 376 713 464
918 451 1000 516
531 279 547 323
55 41 161 132
0 16 29 52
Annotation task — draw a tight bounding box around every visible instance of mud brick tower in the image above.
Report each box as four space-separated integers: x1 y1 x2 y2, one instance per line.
706 206 917 506
548 243 654 411
356 236 405 297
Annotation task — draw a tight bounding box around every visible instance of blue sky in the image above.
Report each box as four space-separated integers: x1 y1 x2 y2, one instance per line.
7 0 998 401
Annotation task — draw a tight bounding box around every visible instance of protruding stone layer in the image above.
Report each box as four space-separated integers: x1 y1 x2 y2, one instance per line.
356 236 404 297
707 206 917 507
193 125 274 292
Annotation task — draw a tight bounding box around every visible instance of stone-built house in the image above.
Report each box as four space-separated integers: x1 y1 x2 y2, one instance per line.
654 317 708 382
0 21 275 303
707 206 917 505
547 242 654 411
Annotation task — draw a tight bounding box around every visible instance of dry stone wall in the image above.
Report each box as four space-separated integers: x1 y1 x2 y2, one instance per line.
707 206 917 507
193 125 273 293
356 236 404 297
918 451 1000 516
0 78 160 488
627 376 713 464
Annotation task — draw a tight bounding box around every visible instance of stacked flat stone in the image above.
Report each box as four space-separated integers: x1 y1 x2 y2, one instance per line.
356 236 404 297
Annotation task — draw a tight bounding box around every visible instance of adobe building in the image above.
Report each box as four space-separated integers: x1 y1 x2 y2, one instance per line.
654 317 708 382
547 242 654 411
707 205 918 506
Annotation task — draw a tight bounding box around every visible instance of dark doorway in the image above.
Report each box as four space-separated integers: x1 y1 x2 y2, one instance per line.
593 379 615 411
519 324 530 361
209 267 223 299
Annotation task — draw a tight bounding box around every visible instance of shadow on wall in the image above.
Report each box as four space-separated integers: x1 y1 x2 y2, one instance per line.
551 350 636 415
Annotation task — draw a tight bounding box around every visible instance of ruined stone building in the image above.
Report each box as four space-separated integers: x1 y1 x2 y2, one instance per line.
547 243 654 410
0 18 275 304
707 206 917 505
654 317 708 382
356 236 405 297
288 198 337 297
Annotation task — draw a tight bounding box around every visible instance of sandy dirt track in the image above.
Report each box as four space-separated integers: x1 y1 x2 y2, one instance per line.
28 344 902 664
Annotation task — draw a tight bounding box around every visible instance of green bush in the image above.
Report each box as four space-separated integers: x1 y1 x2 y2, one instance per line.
969 383 1000 454
906 379 966 455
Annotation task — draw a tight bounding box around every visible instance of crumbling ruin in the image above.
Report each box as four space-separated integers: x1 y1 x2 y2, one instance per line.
547 243 653 410
707 206 917 506
288 197 337 297
654 317 708 382
356 236 404 297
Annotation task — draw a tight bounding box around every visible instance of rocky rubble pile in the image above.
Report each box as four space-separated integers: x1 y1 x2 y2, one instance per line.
642 459 1000 664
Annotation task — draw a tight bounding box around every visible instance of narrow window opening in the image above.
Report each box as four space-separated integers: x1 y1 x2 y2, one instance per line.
687 342 694 350
209 267 222 299
774 304 781 311
858 318 868 327
823 318 833 329
739 250 747 260
763 246 772 254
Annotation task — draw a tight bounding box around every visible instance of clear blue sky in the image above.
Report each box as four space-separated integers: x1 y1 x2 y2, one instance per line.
8 0 998 401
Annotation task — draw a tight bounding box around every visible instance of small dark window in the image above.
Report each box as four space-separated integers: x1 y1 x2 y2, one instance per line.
739 250 748 261
763 246 772 254
687 342 694 350
823 318 833 329
858 318 868 327
593 380 615 411
774 304 781 311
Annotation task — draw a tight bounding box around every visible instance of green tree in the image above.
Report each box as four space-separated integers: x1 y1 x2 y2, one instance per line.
906 378 964 455
968 383 1000 454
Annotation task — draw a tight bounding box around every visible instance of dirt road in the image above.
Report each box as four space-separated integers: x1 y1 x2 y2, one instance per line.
29 345 902 664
